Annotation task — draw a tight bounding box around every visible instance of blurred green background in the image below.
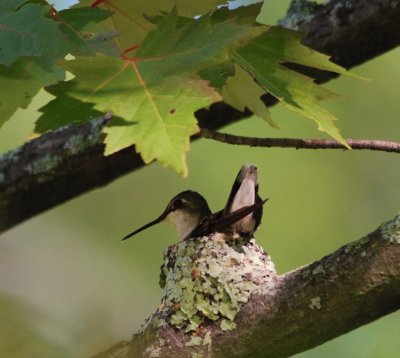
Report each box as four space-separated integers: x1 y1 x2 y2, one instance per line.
0 1 399 357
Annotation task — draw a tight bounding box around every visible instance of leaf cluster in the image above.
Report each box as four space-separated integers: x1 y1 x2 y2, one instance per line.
0 0 354 175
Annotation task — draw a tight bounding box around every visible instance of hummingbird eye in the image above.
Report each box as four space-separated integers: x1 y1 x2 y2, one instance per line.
171 199 183 211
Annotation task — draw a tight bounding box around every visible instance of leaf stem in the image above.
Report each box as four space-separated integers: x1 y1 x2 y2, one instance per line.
123 44 140 54
91 0 105 8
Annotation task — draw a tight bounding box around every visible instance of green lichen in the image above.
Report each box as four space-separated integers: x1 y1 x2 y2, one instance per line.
379 214 400 244
301 269 311 280
151 317 167 329
25 154 62 183
185 335 203 347
63 133 88 155
185 330 212 350
312 264 325 275
144 344 161 358
309 297 322 310
278 0 321 30
159 234 277 332
220 319 237 331
202 331 211 346
63 117 107 155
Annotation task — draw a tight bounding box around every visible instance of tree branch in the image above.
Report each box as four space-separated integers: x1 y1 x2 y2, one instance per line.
1 0 399 233
200 128 400 153
93 213 400 357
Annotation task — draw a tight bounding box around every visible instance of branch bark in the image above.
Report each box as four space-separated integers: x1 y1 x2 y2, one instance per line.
200 128 400 153
1 0 399 233
93 213 400 358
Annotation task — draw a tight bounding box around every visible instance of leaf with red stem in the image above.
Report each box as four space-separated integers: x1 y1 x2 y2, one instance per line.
36 10 268 175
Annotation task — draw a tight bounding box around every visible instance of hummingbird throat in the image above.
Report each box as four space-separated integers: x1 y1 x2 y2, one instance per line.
166 210 202 241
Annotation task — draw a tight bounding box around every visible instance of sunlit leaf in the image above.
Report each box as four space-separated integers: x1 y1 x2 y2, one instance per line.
37 11 267 174
104 74 218 176
36 55 220 176
231 27 352 147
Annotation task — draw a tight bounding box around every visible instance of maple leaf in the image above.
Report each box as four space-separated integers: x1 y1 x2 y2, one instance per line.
37 55 219 176
222 64 276 127
104 74 219 176
205 6 353 145
56 6 120 57
78 0 235 50
0 57 64 129
0 1 69 66
230 27 355 147
36 11 268 174
0 2 121 126
35 84 103 133
0 1 119 67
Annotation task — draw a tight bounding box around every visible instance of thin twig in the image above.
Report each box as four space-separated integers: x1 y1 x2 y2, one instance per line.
200 128 400 153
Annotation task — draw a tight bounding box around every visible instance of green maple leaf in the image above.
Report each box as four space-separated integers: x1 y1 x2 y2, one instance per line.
36 11 267 174
104 75 218 176
198 61 235 91
77 0 235 50
38 56 219 176
35 85 103 133
230 27 356 147
0 3 120 126
56 7 121 57
222 64 276 127
0 57 64 128
0 2 118 67
206 7 354 146
0 1 71 66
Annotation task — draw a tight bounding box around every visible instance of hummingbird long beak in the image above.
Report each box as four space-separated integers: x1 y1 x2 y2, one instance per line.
121 209 169 241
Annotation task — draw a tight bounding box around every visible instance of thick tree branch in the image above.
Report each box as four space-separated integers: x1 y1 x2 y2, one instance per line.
93 214 400 358
200 128 400 153
1 0 399 233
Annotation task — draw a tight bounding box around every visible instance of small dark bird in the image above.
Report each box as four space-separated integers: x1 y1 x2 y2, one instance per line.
222 164 264 236
121 190 212 242
122 164 266 242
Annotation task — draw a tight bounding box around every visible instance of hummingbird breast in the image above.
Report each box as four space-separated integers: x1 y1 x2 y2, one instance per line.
229 177 256 232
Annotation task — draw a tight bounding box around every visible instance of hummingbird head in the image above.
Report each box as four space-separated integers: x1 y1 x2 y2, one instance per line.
122 190 211 242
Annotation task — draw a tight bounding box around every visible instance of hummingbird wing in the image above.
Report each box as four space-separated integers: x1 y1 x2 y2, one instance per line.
190 199 268 238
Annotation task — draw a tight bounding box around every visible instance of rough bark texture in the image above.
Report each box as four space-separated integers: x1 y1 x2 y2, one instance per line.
93 214 400 358
0 0 399 232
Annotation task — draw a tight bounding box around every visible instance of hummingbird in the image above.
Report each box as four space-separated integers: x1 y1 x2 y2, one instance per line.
121 190 212 242
121 188 267 242
222 164 264 237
